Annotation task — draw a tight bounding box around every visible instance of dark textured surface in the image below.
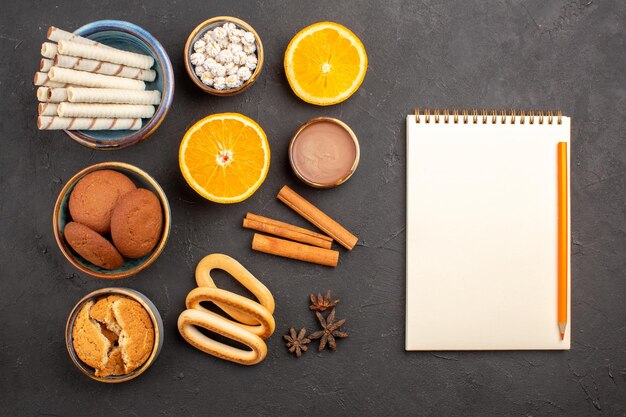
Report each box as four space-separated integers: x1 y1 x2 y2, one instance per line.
1 1 625 416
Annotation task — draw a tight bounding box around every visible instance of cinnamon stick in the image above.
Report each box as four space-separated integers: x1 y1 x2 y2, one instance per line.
243 218 333 249
252 234 339 267
246 213 332 242
277 186 358 250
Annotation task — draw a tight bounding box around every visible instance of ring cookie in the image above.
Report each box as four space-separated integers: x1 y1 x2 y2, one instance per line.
63 222 124 270
110 189 163 259
72 295 154 377
178 254 275 365
69 170 136 234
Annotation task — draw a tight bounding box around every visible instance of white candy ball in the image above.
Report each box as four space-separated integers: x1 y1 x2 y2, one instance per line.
202 30 214 43
217 49 234 64
213 27 227 40
241 31 256 45
193 39 206 53
222 22 236 33
224 62 238 76
205 41 221 58
232 51 248 65
225 74 241 89
229 32 242 44
243 43 256 54
237 66 252 81
205 62 219 75
211 63 227 77
213 76 227 90
228 43 243 53
218 38 229 48
190 52 205 66
245 54 258 70
194 65 206 76
200 72 214 86
202 57 217 70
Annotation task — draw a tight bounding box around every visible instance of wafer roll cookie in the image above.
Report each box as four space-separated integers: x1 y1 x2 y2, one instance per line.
57 103 155 119
48 67 145 90
55 55 156 81
47 26 113 49
37 87 50 101
38 103 59 116
37 116 142 130
47 88 68 102
67 87 161 105
34 72 67 87
57 40 154 70
40 58 54 72
41 42 57 59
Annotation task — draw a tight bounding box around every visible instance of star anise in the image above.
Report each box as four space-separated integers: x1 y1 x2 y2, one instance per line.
309 290 340 312
309 308 348 351
283 327 311 358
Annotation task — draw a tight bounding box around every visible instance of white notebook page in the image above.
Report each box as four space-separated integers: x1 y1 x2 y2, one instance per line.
406 115 571 350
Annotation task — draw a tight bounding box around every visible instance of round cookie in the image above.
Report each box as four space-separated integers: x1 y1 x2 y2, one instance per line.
110 189 163 259
64 222 124 270
69 170 136 234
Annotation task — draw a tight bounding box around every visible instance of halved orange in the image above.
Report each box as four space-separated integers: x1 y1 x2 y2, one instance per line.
284 22 368 106
179 113 270 204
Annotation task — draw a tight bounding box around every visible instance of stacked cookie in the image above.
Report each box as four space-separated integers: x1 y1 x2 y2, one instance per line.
64 169 163 270
72 294 154 377
35 26 161 130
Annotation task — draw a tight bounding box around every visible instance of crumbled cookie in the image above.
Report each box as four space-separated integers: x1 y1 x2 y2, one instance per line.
99 323 119 344
63 222 124 270
110 188 163 259
72 301 111 370
69 170 136 234
73 295 155 377
113 297 155 373
90 295 123 335
95 347 125 377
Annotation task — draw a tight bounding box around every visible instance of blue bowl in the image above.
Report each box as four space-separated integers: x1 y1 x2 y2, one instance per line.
53 162 171 279
65 20 174 150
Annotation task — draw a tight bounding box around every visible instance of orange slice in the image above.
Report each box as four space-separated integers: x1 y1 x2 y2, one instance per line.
284 22 368 106
179 113 270 204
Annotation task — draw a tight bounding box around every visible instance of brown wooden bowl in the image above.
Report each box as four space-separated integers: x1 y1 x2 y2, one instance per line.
184 16 264 96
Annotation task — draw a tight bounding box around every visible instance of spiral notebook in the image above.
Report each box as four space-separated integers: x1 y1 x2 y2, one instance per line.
406 109 571 350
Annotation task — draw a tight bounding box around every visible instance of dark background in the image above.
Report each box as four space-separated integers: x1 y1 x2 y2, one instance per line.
1 0 624 416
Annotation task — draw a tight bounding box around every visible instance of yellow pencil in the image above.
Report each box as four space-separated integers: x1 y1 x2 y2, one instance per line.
557 142 568 340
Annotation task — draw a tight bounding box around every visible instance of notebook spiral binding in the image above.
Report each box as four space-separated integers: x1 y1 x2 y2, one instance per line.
414 108 562 125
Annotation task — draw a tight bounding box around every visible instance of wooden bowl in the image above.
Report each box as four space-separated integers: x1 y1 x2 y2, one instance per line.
65 287 164 383
53 162 171 279
184 16 264 96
